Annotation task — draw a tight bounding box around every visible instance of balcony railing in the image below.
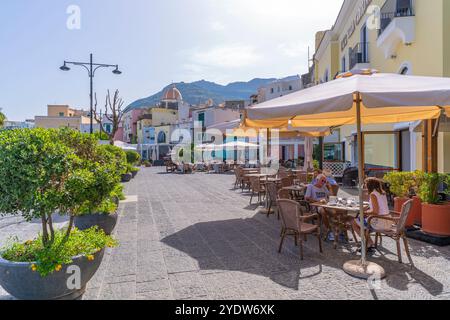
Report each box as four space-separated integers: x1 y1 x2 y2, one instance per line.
378 7 415 37
349 42 370 70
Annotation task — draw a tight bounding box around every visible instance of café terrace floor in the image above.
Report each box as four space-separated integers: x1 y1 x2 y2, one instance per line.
1 167 449 300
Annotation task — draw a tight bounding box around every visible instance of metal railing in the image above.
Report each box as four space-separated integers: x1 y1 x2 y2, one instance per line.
378 6 415 37
349 42 370 70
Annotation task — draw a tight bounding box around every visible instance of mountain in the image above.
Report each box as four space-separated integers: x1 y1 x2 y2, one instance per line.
125 78 278 112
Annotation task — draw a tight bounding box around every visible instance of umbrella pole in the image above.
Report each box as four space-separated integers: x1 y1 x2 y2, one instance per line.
343 92 386 280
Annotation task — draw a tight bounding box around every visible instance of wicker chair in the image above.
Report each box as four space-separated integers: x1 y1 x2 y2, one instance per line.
281 176 295 188
277 199 323 260
366 199 414 265
234 167 243 189
277 189 292 200
296 171 308 184
249 176 265 205
266 182 280 218
329 184 340 196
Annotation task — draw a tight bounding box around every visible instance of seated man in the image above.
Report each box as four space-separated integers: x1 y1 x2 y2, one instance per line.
304 174 334 241
305 174 330 204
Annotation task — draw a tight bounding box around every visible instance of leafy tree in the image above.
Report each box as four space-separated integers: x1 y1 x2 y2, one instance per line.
0 129 75 246
0 128 124 248
0 109 6 127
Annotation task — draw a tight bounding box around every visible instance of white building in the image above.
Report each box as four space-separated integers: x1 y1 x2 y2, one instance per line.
253 75 303 104
2 120 35 130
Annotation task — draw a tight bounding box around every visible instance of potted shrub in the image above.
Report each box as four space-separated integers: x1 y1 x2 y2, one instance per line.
418 173 450 237
0 128 117 300
68 140 126 235
125 150 141 166
128 164 140 178
100 145 130 183
383 171 422 227
142 160 152 167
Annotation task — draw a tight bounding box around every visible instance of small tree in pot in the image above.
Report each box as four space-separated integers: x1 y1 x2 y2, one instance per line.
418 172 450 237
0 128 117 300
384 171 422 227
57 130 125 235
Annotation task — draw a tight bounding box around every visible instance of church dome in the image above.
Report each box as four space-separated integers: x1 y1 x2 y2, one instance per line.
163 85 183 101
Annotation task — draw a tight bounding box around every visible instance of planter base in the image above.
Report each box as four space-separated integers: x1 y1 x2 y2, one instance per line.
0 250 104 300
343 260 386 280
407 229 450 247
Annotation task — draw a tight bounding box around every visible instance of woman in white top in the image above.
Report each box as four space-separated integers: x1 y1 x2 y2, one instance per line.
352 178 391 251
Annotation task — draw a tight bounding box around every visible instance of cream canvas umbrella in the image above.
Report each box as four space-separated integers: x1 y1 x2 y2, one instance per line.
246 71 450 279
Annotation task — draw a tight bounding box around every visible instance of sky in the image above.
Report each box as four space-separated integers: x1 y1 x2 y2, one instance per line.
0 0 343 121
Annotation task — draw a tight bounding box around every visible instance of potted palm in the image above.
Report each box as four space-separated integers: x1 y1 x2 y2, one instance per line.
418 173 450 237
0 128 117 300
384 171 422 227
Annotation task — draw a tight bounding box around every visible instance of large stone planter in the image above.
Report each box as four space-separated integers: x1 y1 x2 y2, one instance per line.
0 249 105 300
422 203 450 237
121 173 132 182
75 212 118 235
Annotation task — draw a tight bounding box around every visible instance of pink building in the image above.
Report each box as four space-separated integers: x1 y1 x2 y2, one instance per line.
122 109 145 143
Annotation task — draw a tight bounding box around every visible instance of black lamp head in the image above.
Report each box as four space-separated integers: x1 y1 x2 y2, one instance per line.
60 62 70 71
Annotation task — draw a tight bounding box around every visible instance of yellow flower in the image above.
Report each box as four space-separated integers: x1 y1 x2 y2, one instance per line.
55 264 62 272
87 255 95 261
31 264 37 272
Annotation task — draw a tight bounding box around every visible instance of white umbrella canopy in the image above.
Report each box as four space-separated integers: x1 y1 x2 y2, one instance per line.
246 73 450 128
218 141 259 150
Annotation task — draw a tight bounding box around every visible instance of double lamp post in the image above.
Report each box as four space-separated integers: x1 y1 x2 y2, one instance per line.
60 53 122 134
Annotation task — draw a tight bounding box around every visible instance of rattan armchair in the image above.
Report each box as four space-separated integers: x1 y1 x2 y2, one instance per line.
249 176 265 205
277 199 323 260
366 199 414 265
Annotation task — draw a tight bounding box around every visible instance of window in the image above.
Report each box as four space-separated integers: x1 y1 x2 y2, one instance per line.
59 112 64 117
157 131 166 144
342 57 346 72
198 112 205 128
324 143 344 162
289 85 293 91
270 88 274 94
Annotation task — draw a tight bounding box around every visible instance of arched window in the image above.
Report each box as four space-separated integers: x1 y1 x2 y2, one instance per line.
157 131 166 144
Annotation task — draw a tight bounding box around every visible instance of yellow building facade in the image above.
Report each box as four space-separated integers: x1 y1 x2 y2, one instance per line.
314 0 450 173
35 105 96 133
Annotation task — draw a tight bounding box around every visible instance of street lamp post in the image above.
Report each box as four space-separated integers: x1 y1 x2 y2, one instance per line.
60 53 122 134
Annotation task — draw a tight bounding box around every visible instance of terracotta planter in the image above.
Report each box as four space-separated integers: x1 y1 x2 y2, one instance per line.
422 203 450 237
410 196 422 226
394 197 422 227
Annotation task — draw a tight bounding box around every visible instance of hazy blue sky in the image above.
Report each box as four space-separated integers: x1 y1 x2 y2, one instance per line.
0 0 343 121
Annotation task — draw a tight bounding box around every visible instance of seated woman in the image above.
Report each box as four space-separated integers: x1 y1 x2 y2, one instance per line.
352 178 391 252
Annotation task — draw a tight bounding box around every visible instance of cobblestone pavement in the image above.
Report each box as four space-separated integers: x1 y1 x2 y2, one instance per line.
1 167 449 300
